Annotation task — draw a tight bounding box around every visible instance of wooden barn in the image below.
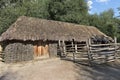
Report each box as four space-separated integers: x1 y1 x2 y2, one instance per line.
0 16 113 63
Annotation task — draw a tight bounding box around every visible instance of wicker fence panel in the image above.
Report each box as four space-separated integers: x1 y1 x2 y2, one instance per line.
4 43 34 63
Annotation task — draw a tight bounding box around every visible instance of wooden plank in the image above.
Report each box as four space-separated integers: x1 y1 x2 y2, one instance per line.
117 50 120 52
92 57 106 60
75 57 88 60
90 44 113 47
106 59 115 62
92 51 116 54
90 48 116 52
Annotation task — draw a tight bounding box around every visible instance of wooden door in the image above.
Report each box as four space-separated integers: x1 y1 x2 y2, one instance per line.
34 43 49 58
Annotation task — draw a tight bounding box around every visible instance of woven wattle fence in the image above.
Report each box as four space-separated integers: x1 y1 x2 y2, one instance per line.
4 43 34 63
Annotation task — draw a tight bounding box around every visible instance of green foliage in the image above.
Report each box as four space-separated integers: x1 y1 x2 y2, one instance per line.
0 0 88 34
88 9 120 39
0 0 49 34
48 0 88 24
0 0 120 42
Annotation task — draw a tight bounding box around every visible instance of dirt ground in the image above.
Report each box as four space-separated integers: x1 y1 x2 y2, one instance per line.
0 58 120 80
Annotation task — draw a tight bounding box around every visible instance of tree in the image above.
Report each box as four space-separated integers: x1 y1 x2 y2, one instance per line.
100 9 115 37
48 0 88 24
117 7 120 17
0 0 120 42
0 0 49 34
88 9 117 38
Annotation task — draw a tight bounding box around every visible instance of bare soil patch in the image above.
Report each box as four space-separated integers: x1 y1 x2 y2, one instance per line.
0 58 120 80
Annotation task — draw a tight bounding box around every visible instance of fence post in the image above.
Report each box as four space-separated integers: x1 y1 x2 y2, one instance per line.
75 43 78 53
71 40 75 62
114 37 117 59
58 40 62 57
62 40 66 57
87 39 92 66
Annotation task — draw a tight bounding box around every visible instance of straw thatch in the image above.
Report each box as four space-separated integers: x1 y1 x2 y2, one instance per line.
0 16 111 42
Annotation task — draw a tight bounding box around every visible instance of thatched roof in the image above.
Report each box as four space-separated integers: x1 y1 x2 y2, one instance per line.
0 16 111 42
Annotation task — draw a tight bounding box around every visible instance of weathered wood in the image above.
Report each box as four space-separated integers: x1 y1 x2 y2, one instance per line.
75 57 88 60
90 48 116 52
60 38 119 65
86 37 118 65
71 41 75 62
58 40 61 47
58 40 62 56
71 41 74 47
73 52 75 62
75 44 77 53
67 46 85 49
114 37 117 59
92 51 116 54
90 44 113 47
107 59 115 62
63 40 66 56
87 39 93 65
114 37 117 45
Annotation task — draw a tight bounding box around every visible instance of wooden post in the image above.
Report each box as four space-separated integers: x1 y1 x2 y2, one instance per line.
58 40 61 47
88 38 91 46
72 40 75 62
114 37 117 59
114 37 117 44
75 43 77 53
58 40 61 52
71 41 74 47
87 39 92 66
58 40 62 57
62 40 66 56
